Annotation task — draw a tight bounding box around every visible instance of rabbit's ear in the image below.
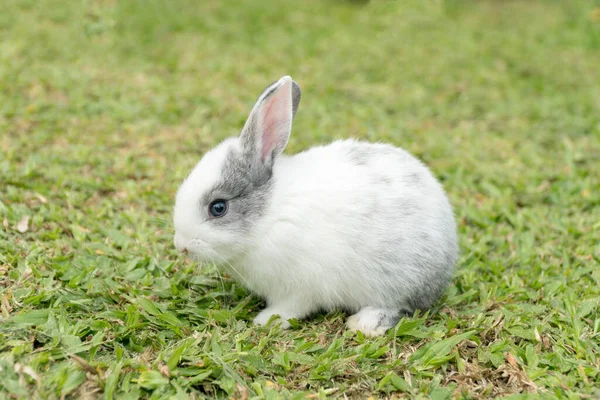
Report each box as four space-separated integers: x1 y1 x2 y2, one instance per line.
240 76 301 167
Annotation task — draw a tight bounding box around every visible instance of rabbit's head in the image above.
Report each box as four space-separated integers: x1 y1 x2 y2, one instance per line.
173 76 301 264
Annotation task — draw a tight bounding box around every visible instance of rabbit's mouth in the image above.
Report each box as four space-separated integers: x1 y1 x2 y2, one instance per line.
175 235 210 259
174 233 233 265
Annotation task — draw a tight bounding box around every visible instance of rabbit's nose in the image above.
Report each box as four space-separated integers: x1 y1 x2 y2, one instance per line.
173 232 188 253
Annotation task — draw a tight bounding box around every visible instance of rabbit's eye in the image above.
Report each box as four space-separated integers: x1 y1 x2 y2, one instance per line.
209 200 228 218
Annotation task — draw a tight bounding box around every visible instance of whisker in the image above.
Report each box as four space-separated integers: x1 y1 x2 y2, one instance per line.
207 253 227 293
211 252 252 289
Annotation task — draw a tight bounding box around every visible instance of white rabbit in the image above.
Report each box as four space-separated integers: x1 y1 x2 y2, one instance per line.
173 76 458 336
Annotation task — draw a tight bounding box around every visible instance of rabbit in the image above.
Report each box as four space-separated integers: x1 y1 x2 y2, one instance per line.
173 76 458 336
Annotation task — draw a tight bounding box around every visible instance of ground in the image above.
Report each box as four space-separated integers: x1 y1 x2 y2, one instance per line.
1 0 599 398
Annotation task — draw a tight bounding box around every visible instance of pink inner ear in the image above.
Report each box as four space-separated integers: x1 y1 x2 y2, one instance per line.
260 83 292 161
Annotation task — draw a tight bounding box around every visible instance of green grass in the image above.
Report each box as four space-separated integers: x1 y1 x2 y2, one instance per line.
1 0 599 398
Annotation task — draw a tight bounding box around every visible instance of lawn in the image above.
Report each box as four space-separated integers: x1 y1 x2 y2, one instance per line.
1 0 599 398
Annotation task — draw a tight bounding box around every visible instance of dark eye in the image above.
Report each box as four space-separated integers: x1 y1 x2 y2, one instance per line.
208 199 228 218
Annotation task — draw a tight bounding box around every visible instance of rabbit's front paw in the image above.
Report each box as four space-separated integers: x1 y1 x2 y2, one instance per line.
253 308 295 329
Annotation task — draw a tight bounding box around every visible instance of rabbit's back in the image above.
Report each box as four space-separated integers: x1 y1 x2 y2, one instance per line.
244 140 458 313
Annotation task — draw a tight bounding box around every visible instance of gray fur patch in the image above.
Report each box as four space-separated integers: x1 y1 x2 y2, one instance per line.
398 199 422 218
373 174 392 186
239 112 258 157
291 81 301 119
418 232 430 242
403 255 453 311
444 248 457 269
404 172 422 186
202 148 273 231
345 145 395 189
346 145 378 166
375 309 400 329
345 142 399 168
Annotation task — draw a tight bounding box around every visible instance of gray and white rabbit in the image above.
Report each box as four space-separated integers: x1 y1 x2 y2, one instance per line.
173 76 458 336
